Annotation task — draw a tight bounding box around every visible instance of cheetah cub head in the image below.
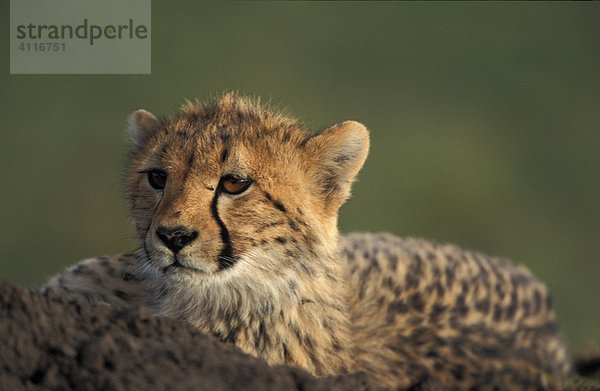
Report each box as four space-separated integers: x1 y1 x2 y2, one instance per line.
126 93 368 323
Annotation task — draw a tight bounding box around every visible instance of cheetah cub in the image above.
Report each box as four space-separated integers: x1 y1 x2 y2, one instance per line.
45 93 570 390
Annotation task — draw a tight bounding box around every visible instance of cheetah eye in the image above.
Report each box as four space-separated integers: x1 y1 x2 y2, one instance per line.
147 170 167 190
221 175 252 195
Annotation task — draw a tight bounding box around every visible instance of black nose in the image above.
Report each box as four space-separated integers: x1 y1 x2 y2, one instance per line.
156 225 198 253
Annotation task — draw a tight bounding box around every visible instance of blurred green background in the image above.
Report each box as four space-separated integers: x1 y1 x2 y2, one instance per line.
1 2 598 353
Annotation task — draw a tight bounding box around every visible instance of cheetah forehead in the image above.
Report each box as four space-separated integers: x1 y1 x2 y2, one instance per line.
133 93 313 157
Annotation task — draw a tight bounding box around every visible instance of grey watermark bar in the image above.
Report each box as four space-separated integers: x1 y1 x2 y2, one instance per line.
10 0 151 74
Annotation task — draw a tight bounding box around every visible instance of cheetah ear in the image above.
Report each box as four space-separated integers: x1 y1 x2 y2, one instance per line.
304 121 369 212
128 109 162 148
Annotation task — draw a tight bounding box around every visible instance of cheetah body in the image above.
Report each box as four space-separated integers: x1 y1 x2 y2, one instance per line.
44 94 570 390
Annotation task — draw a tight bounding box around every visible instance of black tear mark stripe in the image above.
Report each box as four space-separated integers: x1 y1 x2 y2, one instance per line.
211 181 235 270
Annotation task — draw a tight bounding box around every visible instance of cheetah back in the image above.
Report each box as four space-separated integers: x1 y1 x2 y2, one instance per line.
343 233 570 389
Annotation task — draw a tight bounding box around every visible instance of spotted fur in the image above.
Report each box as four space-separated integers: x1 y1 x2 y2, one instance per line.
44 93 570 389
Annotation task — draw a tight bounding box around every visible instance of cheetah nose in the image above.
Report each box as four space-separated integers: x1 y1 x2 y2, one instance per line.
156 225 199 253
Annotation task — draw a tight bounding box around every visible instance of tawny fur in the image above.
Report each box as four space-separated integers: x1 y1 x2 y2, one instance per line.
44 93 570 390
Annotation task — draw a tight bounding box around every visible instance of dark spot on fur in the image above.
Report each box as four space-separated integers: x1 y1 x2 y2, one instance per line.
288 221 300 232
495 283 506 300
345 250 356 262
383 277 395 289
453 296 469 315
371 257 380 269
282 343 292 363
475 298 490 314
431 265 441 279
272 200 286 213
294 218 308 228
493 304 502 321
389 254 398 271
506 291 518 320
122 272 135 282
511 273 531 286
332 340 343 352
433 282 445 297
360 261 378 281
72 265 88 275
285 249 298 259
461 280 469 294
221 148 229 163
255 322 270 351
445 266 456 287
223 324 241 344
451 364 466 381
333 154 349 164
388 300 410 316
434 336 448 347
299 262 314 276
409 293 425 312
426 349 440 358
220 132 231 142
358 282 367 301
299 135 311 148
385 344 409 357
261 301 274 316
275 237 287 244
522 300 531 316
255 220 284 234
405 259 422 290
430 304 447 320
264 193 287 213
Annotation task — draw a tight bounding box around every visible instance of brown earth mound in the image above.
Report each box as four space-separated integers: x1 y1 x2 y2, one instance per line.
0 281 393 391
2 280 599 390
